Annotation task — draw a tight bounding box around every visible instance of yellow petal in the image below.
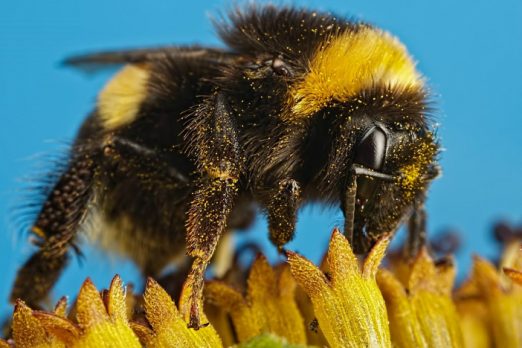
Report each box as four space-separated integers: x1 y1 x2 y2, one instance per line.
408 249 437 292
206 255 307 344
75 278 109 329
410 290 462 347
378 250 463 348
248 257 306 344
81 277 141 348
294 286 328 346
377 270 423 346
33 311 80 346
326 228 360 283
143 277 178 328
205 280 246 312
53 297 68 318
363 234 390 279
236 333 313 347
74 320 141 348
471 256 522 347
288 229 391 348
129 322 154 347
204 302 236 348
12 300 63 348
41 276 141 348
106 275 128 321
455 298 491 348
286 252 329 298
248 254 278 299
206 280 255 342
143 277 222 348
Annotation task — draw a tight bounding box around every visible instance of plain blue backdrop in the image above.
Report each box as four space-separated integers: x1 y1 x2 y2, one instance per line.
1 0 521 317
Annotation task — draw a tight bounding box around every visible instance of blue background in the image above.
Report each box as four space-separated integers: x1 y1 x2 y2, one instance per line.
1 0 521 317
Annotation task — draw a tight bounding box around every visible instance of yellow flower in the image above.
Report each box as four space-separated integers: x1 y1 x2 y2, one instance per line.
4 275 223 348
33 276 140 348
454 282 491 348
287 228 391 348
294 285 328 346
205 255 306 344
5 299 66 348
131 277 222 348
377 249 464 347
236 333 312 347
4 228 521 347
459 258 522 347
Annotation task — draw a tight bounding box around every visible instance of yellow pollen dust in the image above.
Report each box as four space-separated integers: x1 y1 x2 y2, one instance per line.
290 27 423 117
98 64 150 130
398 139 437 199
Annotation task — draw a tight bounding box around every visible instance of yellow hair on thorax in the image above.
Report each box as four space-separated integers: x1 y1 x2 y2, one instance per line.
289 27 423 118
98 64 150 130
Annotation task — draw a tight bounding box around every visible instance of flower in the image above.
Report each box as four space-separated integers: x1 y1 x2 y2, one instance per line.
205 255 306 344
132 277 222 348
31 276 140 347
377 249 463 347
3 227 522 347
6 299 66 348
454 242 522 348
287 228 391 348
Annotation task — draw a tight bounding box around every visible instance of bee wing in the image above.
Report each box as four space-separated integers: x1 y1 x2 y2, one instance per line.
63 46 236 71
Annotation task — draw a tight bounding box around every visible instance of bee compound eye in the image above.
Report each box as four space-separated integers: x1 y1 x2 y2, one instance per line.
354 126 387 171
271 57 292 76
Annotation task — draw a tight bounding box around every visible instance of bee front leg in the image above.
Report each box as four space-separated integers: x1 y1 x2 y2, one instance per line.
181 92 241 329
265 179 301 250
11 152 97 307
341 174 371 254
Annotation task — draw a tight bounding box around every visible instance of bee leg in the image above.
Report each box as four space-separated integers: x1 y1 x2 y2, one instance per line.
10 153 96 307
265 179 301 250
103 135 189 184
404 203 427 259
181 92 241 329
342 174 357 247
341 173 372 254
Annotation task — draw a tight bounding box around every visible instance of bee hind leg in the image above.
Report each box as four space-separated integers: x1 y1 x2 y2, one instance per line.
10 152 97 308
11 235 71 307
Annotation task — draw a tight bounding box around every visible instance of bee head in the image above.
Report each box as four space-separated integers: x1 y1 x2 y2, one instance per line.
218 5 440 251
346 117 439 253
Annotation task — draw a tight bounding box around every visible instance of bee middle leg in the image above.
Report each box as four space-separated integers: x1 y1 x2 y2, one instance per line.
264 179 301 250
181 92 241 329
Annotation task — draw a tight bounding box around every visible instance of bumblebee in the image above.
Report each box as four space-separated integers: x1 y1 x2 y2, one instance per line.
11 5 439 328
